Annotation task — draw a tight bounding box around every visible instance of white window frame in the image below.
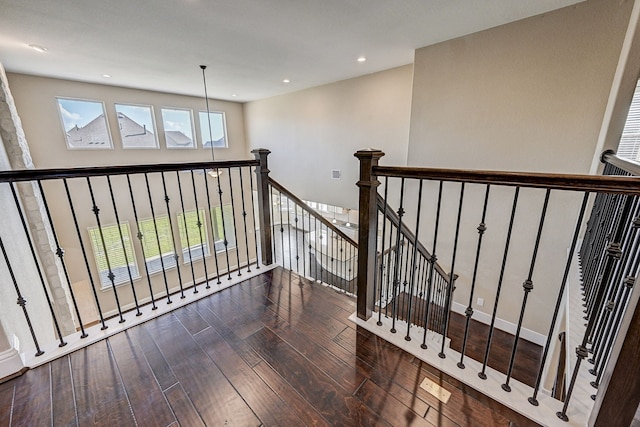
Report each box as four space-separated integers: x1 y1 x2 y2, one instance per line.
114 103 159 149
56 97 113 150
160 107 197 149
198 110 228 148
88 222 140 289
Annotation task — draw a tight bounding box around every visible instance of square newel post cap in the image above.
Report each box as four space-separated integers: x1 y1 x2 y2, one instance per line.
251 148 271 157
354 148 385 160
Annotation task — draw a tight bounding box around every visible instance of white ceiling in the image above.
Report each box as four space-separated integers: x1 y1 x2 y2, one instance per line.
0 0 584 102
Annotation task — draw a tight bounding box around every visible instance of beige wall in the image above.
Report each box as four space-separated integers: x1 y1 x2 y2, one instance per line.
244 65 413 210
403 0 633 334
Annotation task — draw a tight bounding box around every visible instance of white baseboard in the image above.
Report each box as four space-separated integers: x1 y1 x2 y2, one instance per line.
451 302 546 346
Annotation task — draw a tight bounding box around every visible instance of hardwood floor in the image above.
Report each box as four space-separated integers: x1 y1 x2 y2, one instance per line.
0 267 540 426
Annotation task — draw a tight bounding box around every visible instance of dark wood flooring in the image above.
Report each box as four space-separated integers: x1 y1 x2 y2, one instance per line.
0 267 540 426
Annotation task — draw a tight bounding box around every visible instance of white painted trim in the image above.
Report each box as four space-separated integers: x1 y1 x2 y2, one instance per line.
0 346 24 381
451 301 546 346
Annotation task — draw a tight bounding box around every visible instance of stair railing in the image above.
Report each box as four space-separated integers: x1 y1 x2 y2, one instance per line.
355 148 640 425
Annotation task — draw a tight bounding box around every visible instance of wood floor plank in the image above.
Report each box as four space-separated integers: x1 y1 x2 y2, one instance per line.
70 340 136 426
192 324 305 426
10 364 51 427
246 326 390 426
50 355 78 427
172 304 210 336
164 383 206 427
108 331 176 427
252 361 331 427
0 380 14 427
129 324 178 391
144 313 260 426
355 378 435 427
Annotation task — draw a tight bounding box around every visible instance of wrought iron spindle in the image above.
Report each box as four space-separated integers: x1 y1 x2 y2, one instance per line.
421 181 443 349
248 166 260 269
238 167 252 273
215 168 232 280
158 172 186 298
0 233 44 355
176 171 198 293
226 168 242 276
85 177 125 324
378 181 389 325
278 190 286 269
285 196 293 272
190 171 209 288
270 186 277 258
502 189 550 391
63 179 107 329
202 169 222 285
479 186 519 379
557 194 634 421
458 184 490 369
301 208 307 277
126 175 160 309
37 180 87 338
529 192 589 406
439 183 465 358
107 176 143 313
390 178 406 334
405 179 424 341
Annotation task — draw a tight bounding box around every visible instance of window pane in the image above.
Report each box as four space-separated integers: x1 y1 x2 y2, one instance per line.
211 205 236 252
88 223 138 287
115 104 158 149
161 108 195 148
199 111 227 148
177 210 209 261
57 98 112 149
138 216 177 274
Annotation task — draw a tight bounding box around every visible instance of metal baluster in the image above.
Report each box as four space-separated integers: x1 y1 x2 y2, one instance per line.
226 168 242 276
385 216 396 318
391 178 405 334
85 178 125 324
400 235 409 322
278 190 286 269
190 170 209 289
37 181 87 337
248 167 260 270
158 172 186 298
421 181 443 349
529 192 589 406
285 196 293 272
238 167 252 273
270 186 277 259
215 168 232 280
202 169 222 285
63 179 107 329
440 183 465 358
557 193 633 421
405 179 424 341
0 233 44 355
503 189 550 391
175 172 198 293
458 184 491 369
479 186 520 378
106 176 143 312
126 175 160 309
301 208 307 277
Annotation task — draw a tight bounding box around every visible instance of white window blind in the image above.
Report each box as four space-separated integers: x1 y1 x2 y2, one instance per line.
618 81 640 161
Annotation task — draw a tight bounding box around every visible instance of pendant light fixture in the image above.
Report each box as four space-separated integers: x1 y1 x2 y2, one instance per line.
200 65 222 178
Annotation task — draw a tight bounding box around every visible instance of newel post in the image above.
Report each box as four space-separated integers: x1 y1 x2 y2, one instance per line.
252 148 273 266
355 149 384 320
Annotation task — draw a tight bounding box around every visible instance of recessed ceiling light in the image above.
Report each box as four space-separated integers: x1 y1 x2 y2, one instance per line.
28 44 47 53
357 56 367 63
283 79 290 83
102 74 112 78
231 94 237 97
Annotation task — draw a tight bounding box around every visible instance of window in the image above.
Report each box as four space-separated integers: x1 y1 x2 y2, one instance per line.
161 108 195 149
198 111 227 148
211 205 236 252
618 81 640 162
137 216 177 274
115 104 158 149
177 210 209 262
56 98 112 149
88 223 139 288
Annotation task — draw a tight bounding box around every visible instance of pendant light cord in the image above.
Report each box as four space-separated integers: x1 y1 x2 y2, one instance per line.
200 65 215 163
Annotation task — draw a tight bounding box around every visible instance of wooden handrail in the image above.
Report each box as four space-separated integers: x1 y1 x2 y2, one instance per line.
600 149 640 176
0 159 260 183
373 165 640 194
268 178 358 247
376 194 453 284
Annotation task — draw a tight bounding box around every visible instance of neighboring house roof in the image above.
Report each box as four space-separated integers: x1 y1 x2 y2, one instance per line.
65 114 111 148
203 137 226 148
116 112 157 148
165 130 193 147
